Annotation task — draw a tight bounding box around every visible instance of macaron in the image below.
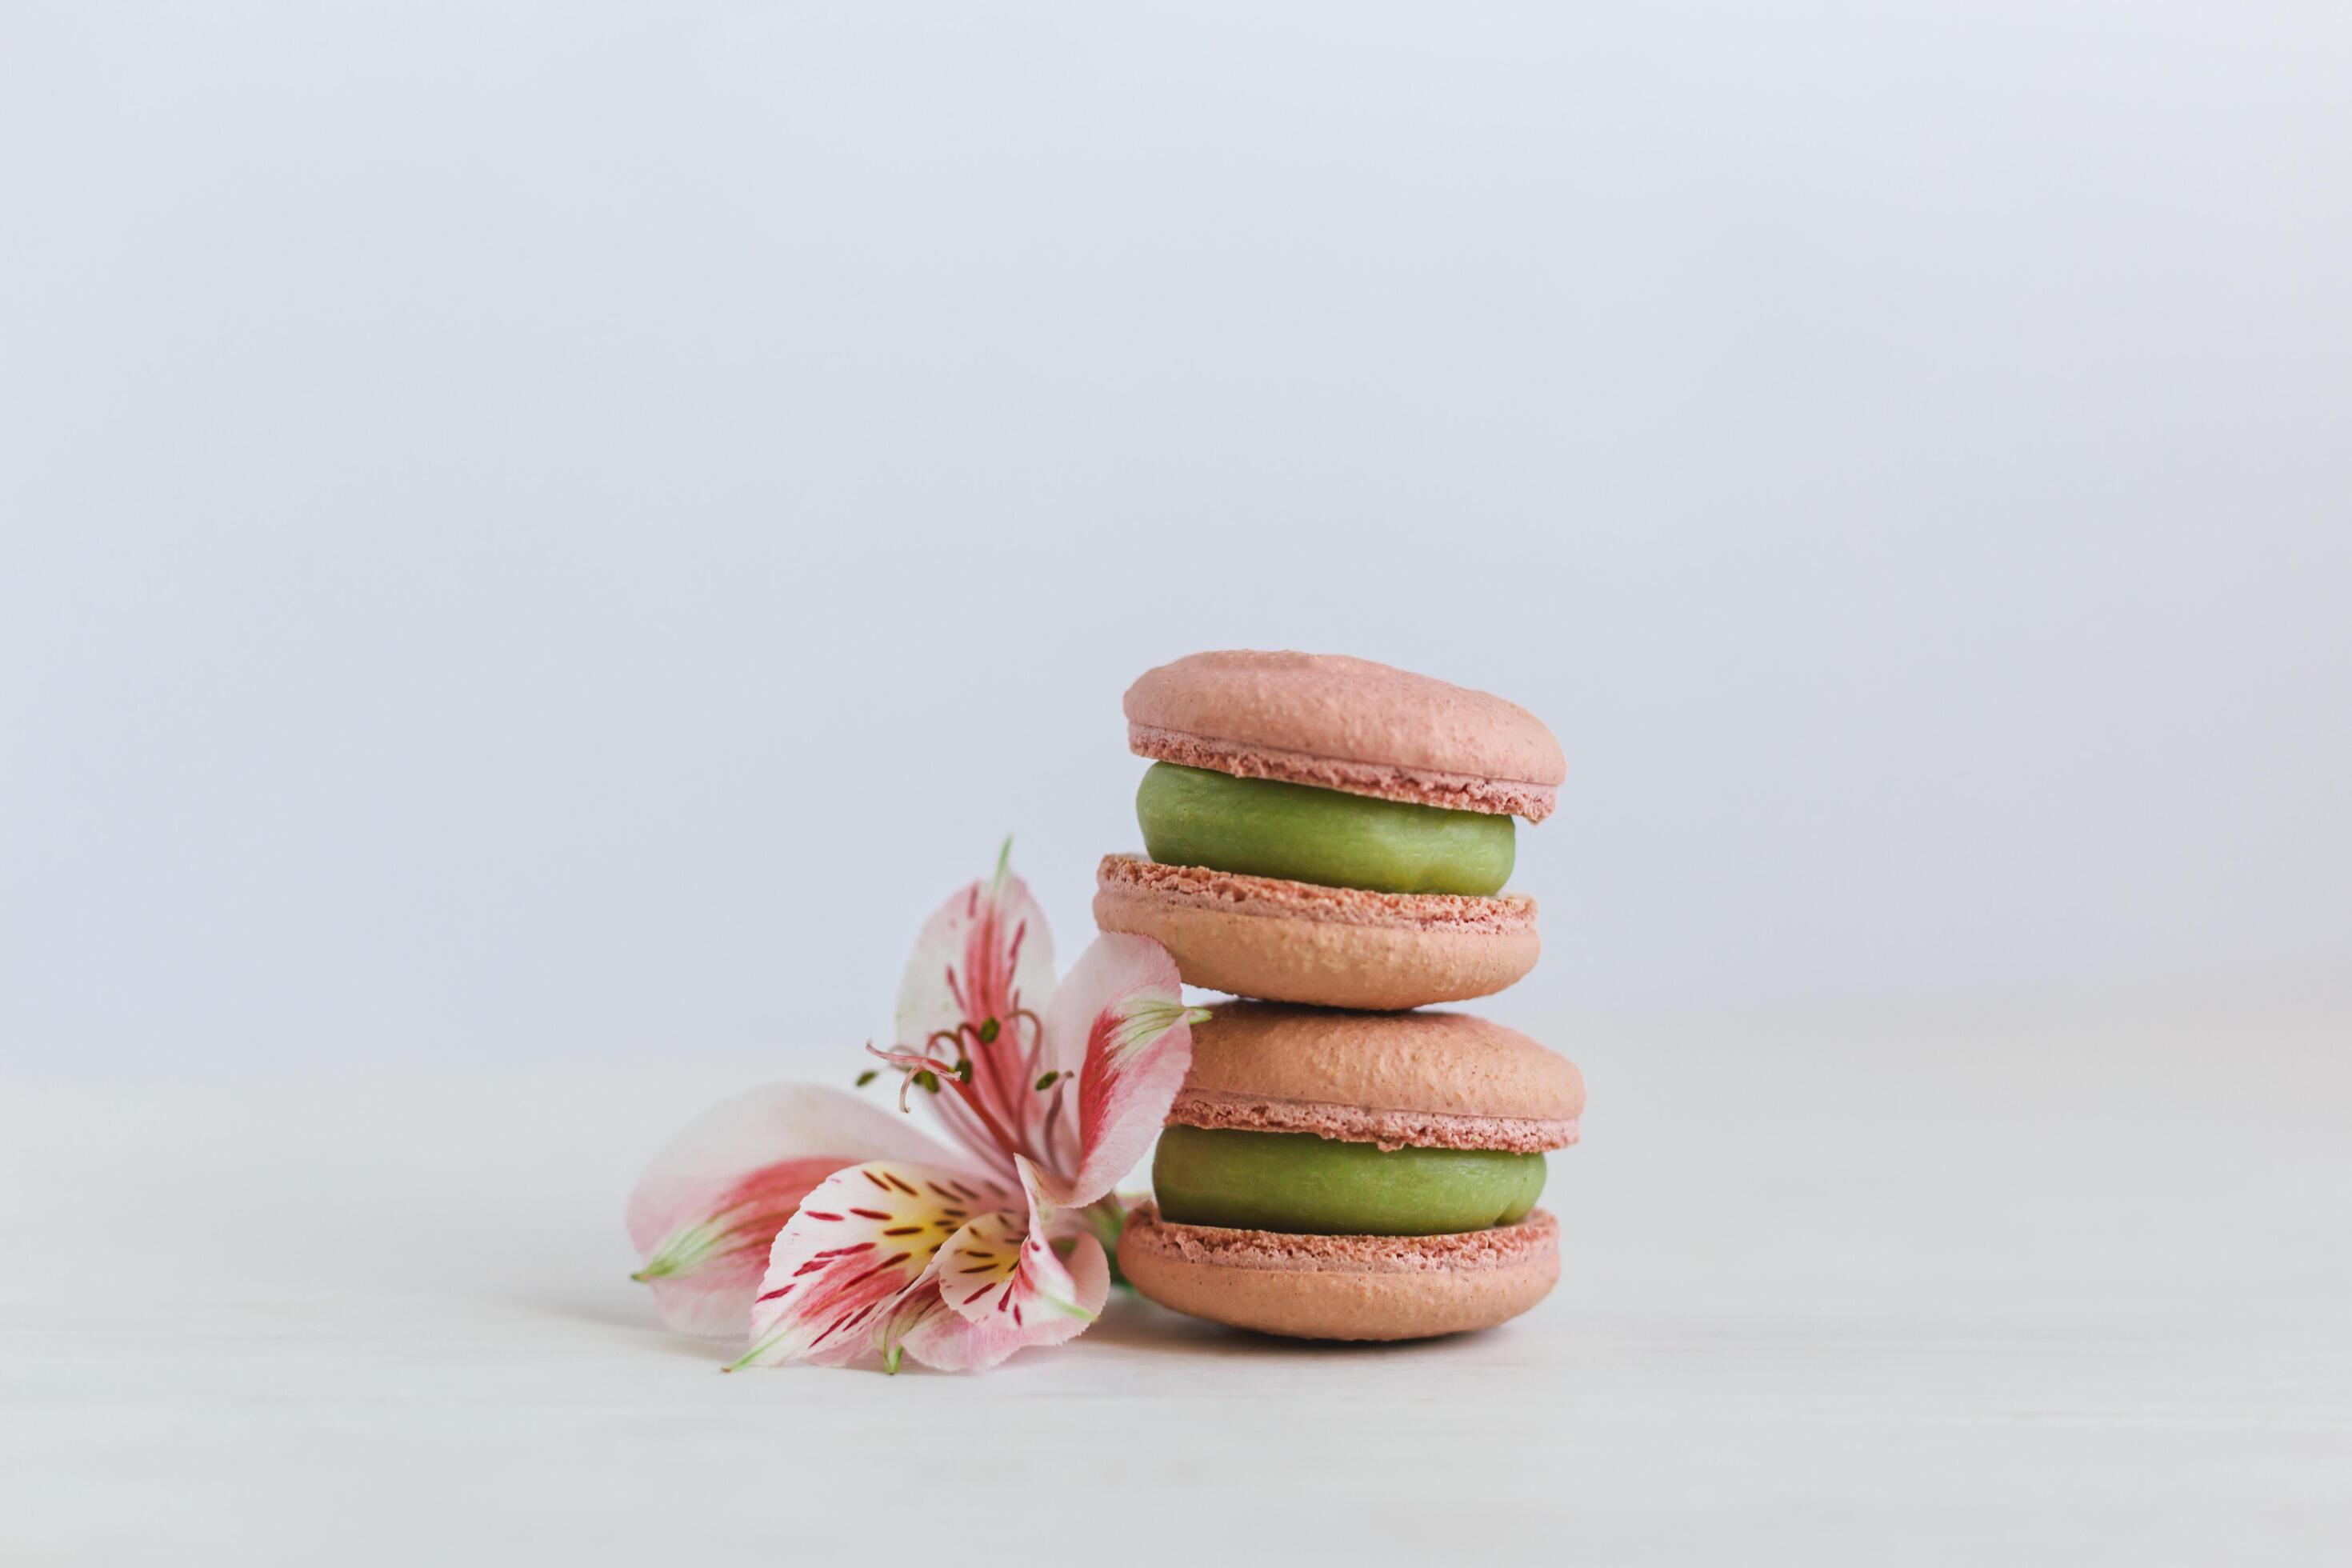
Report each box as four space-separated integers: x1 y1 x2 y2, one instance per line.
1095 650 1564 1010
1118 1003 1583 1341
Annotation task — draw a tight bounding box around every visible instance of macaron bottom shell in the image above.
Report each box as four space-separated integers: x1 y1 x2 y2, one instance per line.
1153 1125 1545 1237
1138 762 1514 897
1119 1203 1561 1342
1094 855 1539 1011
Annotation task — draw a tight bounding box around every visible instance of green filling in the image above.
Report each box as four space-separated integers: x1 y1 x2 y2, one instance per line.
1151 1126 1546 1237
1135 762 1514 896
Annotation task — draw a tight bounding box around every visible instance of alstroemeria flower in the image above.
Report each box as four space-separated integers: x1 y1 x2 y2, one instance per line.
626 1085 956 1337
627 846 1204 1373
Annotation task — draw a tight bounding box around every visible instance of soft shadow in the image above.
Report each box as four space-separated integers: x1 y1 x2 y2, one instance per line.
510 1282 1471 1368
1090 1291 1468 1361
506 1286 738 1364
524 1289 656 1331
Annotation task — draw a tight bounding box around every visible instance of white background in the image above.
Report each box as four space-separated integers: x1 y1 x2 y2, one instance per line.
6 4 2348 1064
3 6 2347 1563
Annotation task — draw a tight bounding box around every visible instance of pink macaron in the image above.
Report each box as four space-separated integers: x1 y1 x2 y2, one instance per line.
1118 1004 1583 1340
1095 650 1565 1010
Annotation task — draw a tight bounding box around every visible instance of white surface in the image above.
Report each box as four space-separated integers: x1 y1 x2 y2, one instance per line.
6 1001 2346 1566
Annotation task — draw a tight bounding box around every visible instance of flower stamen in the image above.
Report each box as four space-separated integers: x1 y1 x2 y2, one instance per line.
866 1039 1034 1171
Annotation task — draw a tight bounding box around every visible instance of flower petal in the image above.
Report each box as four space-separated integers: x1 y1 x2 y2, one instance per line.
934 1156 1098 1327
626 1086 962 1338
894 844 1059 1175
894 1230 1110 1373
1037 934 1202 1207
731 1161 1014 1369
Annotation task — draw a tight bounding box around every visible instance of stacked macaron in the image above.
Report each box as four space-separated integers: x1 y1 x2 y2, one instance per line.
1098 650 1584 1341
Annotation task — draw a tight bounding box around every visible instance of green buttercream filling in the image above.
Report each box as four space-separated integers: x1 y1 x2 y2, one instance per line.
1135 762 1514 896
1151 1126 1546 1237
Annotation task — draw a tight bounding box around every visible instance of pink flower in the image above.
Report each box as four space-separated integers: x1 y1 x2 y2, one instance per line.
626 846 1204 1372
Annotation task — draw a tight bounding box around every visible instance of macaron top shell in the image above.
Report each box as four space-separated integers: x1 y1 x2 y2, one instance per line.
1169 1002 1583 1153
1125 650 1566 822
